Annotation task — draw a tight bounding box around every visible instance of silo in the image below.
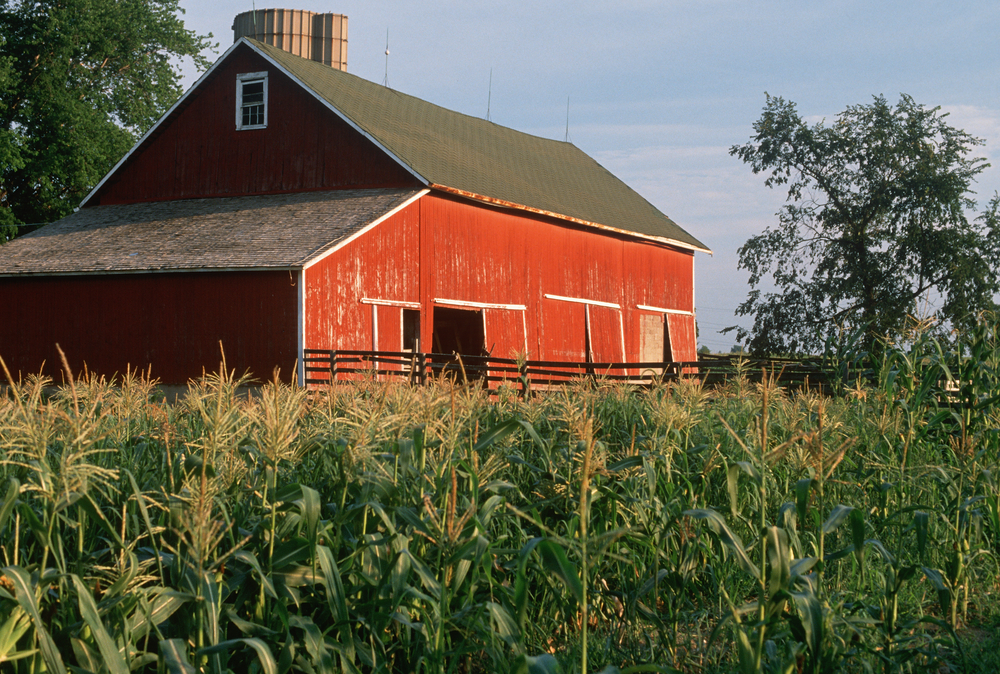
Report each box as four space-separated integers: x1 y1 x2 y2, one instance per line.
311 12 348 70
232 9 348 71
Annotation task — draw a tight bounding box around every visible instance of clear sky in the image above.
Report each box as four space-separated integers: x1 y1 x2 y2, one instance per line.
176 1 1000 352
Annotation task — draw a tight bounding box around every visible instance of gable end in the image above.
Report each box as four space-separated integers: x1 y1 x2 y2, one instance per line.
85 43 421 206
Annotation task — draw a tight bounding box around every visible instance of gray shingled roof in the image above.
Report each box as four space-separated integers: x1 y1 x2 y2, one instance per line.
0 189 420 276
248 40 710 253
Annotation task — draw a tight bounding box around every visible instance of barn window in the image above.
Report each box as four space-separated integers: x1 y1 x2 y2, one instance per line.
236 72 268 130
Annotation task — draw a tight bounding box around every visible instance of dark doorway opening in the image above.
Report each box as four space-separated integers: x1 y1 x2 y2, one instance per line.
432 306 485 356
403 309 421 352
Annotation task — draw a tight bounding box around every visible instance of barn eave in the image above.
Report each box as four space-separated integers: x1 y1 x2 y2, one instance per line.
0 265 302 279
428 184 713 255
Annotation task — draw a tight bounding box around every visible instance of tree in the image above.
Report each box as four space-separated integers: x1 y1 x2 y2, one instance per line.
727 94 1000 355
0 0 213 242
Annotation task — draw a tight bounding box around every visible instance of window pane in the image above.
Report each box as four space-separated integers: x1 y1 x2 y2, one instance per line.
242 81 264 102
242 104 264 126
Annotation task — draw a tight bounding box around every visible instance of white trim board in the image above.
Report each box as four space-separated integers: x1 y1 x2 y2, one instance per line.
637 304 696 317
434 298 527 311
361 297 421 309
297 269 305 385
544 293 620 309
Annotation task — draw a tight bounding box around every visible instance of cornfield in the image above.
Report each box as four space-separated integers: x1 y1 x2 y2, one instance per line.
2 322 1000 674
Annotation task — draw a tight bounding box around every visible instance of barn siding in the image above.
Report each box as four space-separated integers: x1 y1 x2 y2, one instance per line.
302 193 698 363
303 201 421 351
0 271 298 384
419 194 697 362
90 45 420 205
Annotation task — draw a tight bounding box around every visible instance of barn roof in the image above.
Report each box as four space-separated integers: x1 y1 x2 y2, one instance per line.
0 189 422 276
249 40 709 253
82 38 709 254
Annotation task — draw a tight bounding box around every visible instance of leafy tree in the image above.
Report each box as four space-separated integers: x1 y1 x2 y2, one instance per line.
0 0 213 242
727 94 1000 355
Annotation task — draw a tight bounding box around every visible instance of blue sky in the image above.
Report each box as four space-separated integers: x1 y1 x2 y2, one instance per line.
177 1 1000 352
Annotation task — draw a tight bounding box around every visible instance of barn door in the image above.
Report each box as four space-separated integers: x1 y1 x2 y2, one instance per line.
484 307 527 388
543 298 587 362
484 308 527 360
373 305 403 375
374 305 402 352
666 313 697 367
586 304 625 365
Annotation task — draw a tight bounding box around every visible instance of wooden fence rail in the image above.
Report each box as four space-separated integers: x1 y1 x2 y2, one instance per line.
302 350 837 392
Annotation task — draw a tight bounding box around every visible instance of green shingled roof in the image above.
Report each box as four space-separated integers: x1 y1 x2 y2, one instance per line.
250 39 709 253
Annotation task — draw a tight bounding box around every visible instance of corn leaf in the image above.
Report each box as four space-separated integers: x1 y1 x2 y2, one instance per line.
231 549 278 599
289 614 336 673
485 601 520 647
3 565 66 674
473 418 521 452
129 589 194 637
0 606 31 662
0 478 19 536
316 544 356 666
197 638 278 674
684 508 760 581
536 539 583 605
821 504 854 534
71 573 129 674
159 638 196 674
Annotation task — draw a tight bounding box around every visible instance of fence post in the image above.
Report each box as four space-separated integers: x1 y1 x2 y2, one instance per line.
408 353 419 386
330 350 338 383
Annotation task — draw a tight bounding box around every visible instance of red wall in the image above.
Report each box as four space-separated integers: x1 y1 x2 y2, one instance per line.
303 193 698 363
304 203 421 351
0 271 298 384
1 197 695 386
90 45 420 205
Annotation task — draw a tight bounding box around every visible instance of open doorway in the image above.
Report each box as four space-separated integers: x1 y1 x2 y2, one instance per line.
432 306 485 356
402 309 420 352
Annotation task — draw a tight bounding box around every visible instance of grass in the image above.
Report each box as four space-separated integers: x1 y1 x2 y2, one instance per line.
1 322 1000 673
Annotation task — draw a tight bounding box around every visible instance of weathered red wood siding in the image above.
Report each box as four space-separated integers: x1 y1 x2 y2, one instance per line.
303 193 698 363
0 271 298 383
419 194 697 362
90 44 420 205
303 203 421 351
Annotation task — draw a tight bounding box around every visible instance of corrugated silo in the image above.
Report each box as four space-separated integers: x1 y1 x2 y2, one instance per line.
232 9 348 71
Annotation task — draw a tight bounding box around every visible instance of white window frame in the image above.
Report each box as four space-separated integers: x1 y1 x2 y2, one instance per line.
236 71 268 130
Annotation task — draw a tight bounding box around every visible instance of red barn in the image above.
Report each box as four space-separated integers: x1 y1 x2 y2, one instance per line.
0 38 709 385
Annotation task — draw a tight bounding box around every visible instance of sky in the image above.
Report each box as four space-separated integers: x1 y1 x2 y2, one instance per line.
175 1 1000 353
